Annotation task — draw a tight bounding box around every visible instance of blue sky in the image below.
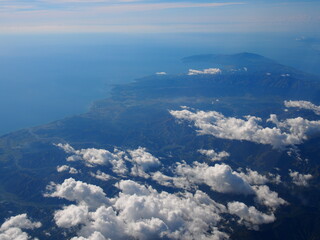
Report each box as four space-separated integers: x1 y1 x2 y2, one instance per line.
0 0 319 34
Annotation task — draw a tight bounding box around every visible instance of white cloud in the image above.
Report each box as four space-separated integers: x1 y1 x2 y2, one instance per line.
0 214 41 240
156 72 167 75
236 168 269 185
56 144 128 175
57 165 79 174
175 162 254 194
67 148 121 167
188 68 221 75
151 171 192 190
48 179 229 240
57 165 70 172
69 167 80 174
56 143 76 153
56 144 162 178
284 100 320 115
253 185 287 210
54 205 89 228
289 170 313 187
70 231 107 240
90 170 112 181
128 147 161 178
128 147 161 170
45 178 110 209
152 162 286 210
170 109 320 149
228 201 275 230
198 149 230 161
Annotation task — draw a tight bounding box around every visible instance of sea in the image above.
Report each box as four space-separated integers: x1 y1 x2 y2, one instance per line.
0 32 319 135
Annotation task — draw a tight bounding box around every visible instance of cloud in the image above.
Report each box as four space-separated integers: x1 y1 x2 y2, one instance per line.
45 178 110 209
51 145 290 238
66 147 123 167
57 165 70 172
0 214 41 240
56 144 162 178
236 168 269 185
57 165 79 174
90 170 112 181
70 231 107 240
152 161 286 211
237 168 281 185
56 143 76 153
227 201 275 230
175 162 254 194
289 170 313 187
156 72 167 75
198 149 230 161
48 178 229 240
54 205 89 228
56 144 128 175
151 171 192 189
128 147 161 178
188 68 221 75
253 185 287 210
284 100 320 115
170 109 320 149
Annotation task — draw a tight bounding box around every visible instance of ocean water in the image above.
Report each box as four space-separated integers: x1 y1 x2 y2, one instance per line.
0 33 319 136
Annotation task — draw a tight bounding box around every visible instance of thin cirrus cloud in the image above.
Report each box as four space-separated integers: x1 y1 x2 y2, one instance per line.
0 1 244 12
0 1 248 33
0 0 319 33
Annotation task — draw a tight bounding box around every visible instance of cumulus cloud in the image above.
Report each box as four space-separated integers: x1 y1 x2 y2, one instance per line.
0 214 41 240
198 149 230 161
284 100 320 115
151 171 192 190
56 144 128 175
52 144 290 238
128 147 161 178
227 202 275 230
54 205 89 228
152 162 286 211
236 168 269 185
56 143 76 153
48 179 228 240
70 231 107 240
175 162 254 194
57 165 70 172
45 178 110 209
289 170 313 187
57 165 79 174
56 144 161 178
90 170 112 181
170 109 320 149
188 68 221 75
237 169 281 185
253 185 287 210
67 147 122 167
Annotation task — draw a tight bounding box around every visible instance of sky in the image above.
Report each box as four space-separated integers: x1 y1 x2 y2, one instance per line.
0 0 319 34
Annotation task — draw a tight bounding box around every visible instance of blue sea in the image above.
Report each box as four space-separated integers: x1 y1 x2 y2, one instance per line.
0 33 319 135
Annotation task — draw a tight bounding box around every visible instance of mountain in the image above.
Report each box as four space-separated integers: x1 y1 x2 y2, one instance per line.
0 53 320 240
113 53 320 101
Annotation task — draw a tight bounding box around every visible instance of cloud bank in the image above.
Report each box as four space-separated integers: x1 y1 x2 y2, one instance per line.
0 214 41 240
284 100 320 115
56 144 161 178
46 178 229 240
170 109 320 149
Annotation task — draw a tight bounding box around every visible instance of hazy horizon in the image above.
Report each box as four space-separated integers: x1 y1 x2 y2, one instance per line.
0 32 320 135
